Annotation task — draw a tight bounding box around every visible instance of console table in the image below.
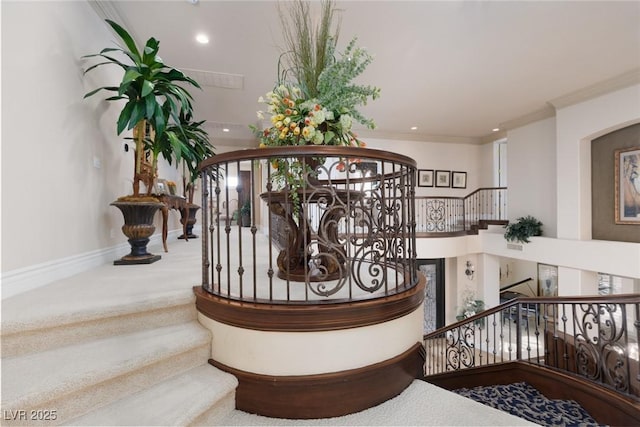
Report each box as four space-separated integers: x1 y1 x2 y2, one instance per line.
157 194 187 252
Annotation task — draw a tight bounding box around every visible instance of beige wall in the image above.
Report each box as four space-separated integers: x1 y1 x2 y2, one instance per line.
1 2 182 274
507 117 558 237
363 137 487 198
591 123 640 243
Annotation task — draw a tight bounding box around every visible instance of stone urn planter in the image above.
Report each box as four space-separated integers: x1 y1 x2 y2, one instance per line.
111 200 163 265
178 203 200 239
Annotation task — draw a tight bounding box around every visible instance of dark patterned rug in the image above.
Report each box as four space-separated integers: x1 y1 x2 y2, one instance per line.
452 382 600 426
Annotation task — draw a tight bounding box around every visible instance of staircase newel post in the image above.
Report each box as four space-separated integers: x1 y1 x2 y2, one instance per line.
462 199 466 231
516 303 522 360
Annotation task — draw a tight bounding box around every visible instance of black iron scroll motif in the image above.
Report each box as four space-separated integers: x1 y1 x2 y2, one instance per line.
426 199 446 232
574 303 630 393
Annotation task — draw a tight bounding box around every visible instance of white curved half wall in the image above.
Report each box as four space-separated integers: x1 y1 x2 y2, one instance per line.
197 304 424 376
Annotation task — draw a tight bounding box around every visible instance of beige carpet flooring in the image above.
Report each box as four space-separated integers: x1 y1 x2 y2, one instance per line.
2 228 537 426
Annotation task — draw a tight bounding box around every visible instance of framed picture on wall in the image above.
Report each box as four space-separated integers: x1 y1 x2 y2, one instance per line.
615 146 640 224
418 169 434 187
537 263 558 297
452 171 467 189
435 170 450 187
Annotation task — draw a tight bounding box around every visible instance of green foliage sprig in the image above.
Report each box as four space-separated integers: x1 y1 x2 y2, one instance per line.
504 215 543 243
252 0 380 203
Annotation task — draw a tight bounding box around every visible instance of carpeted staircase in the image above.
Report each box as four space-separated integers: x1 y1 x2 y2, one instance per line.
452 382 599 427
1 240 238 426
1 238 539 426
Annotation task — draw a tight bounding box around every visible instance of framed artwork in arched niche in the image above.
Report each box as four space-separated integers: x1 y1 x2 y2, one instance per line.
615 146 640 224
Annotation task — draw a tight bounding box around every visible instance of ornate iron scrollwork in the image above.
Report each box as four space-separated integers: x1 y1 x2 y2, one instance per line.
574 303 630 393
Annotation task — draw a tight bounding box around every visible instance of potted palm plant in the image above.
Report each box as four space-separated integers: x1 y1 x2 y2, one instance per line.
240 200 251 227
172 114 215 239
83 20 203 264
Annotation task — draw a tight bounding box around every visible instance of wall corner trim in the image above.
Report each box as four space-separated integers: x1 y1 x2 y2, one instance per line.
1 231 178 300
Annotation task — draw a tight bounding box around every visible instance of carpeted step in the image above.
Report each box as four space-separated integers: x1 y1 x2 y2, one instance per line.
1 236 201 358
1 322 211 426
64 364 238 426
453 382 598 426
1 299 196 357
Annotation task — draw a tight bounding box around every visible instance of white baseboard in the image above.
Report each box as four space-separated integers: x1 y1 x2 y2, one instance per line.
1 232 179 300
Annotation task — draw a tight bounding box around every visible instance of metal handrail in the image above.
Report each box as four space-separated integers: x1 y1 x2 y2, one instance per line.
415 187 508 234
423 294 640 400
199 146 419 305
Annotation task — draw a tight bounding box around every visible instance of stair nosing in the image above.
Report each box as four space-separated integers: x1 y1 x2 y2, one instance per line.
1 293 196 335
1 322 211 410
64 364 238 426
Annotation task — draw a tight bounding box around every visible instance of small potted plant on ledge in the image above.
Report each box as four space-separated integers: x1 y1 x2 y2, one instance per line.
83 20 203 264
504 215 543 244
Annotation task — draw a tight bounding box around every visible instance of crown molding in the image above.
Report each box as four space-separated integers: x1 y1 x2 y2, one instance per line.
496 105 557 134
548 68 640 109
355 129 482 145
477 69 640 140
479 130 508 145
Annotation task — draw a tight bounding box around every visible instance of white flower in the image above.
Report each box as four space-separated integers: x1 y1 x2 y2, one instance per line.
277 85 289 97
340 114 353 131
313 109 326 124
257 110 264 120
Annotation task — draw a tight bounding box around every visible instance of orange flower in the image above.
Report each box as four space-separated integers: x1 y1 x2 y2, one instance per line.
336 161 346 172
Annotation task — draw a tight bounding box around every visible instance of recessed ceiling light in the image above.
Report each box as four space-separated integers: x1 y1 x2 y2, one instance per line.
195 34 209 44
410 126 418 130
492 128 500 132
222 128 230 133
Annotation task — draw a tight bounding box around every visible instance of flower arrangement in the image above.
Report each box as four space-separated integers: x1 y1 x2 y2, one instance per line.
257 83 363 148
252 0 379 193
457 288 485 321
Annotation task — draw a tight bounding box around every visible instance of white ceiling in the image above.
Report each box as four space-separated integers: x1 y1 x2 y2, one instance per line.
97 0 640 147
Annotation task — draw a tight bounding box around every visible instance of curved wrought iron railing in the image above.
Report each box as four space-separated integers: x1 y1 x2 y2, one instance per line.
199 146 418 304
415 187 507 234
423 294 640 400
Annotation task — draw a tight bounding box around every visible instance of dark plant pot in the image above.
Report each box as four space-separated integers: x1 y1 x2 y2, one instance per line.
179 203 200 239
111 200 163 265
241 213 251 227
